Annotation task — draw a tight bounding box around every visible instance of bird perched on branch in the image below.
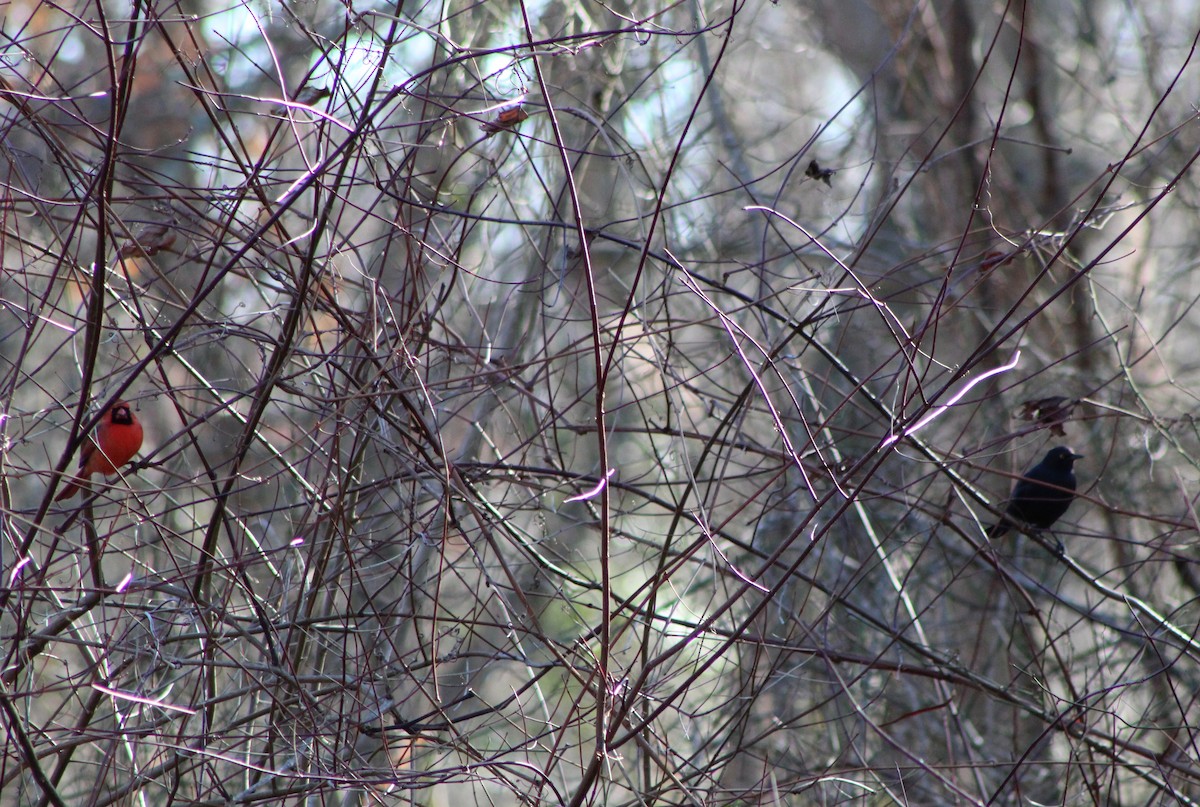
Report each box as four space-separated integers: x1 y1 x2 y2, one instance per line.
987 446 1082 539
55 400 144 501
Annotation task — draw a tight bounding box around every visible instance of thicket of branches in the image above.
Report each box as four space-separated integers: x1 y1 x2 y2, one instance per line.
4 0 1200 804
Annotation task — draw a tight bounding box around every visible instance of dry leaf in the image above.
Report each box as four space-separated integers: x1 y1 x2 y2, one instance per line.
805 159 835 186
480 104 529 136
1018 396 1078 436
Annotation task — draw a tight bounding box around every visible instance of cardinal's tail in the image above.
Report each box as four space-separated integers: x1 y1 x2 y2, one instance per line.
54 480 81 502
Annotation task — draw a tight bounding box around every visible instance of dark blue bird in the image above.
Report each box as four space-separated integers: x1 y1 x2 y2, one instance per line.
988 447 1083 539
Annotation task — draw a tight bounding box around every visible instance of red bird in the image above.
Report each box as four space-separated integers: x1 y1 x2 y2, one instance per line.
55 401 144 501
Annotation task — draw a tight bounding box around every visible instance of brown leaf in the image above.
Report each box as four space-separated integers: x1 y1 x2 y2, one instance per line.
1018 396 1078 436
805 159 835 186
480 104 529 136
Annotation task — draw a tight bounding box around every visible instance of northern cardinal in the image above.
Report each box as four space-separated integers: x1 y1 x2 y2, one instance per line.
55 401 144 501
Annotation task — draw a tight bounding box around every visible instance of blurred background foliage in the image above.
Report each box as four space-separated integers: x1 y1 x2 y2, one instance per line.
3 0 1200 804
